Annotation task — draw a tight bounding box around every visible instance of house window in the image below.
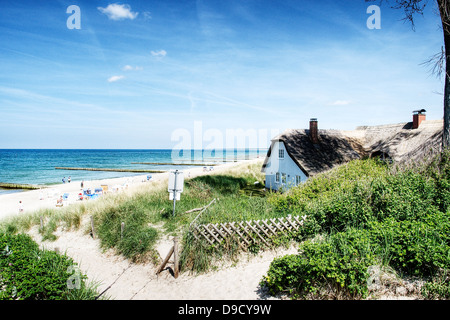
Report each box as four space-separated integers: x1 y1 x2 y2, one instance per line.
281 173 286 184
278 149 284 159
296 175 302 185
275 172 280 183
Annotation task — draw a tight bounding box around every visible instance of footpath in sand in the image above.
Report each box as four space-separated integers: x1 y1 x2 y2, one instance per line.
1 158 299 300
28 224 297 300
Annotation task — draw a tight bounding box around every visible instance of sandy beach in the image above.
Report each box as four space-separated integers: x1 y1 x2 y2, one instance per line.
0 158 300 300
0 159 260 221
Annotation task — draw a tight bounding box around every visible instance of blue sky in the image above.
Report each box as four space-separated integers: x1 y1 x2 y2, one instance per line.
0 0 445 149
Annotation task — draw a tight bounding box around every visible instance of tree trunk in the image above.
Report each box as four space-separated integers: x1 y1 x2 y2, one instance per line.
437 0 450 148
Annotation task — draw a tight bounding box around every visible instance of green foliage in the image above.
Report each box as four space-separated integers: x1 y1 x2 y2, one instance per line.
0 233 98 300
95 202 159 263
368 215 450 277
421 272 450 299
187 175 248 195
263 228 377 299
262 151 450 299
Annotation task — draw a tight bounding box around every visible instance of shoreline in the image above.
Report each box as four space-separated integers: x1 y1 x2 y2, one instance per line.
0 158 263 222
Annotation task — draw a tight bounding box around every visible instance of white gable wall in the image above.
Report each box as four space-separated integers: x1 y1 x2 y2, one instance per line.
264 141 307 191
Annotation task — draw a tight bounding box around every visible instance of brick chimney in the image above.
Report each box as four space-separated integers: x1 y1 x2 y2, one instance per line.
412 109 426 129
309 118 319 144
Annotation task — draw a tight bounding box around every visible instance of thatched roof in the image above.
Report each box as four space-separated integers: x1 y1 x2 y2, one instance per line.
354 120 443 163
262 119 443 177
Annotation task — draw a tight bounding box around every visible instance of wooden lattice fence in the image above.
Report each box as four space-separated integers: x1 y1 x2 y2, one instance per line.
190 215 307 249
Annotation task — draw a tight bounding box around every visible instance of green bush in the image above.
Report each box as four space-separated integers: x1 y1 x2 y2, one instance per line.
262 151 450 299
368 215 450 277
262 228 377 299
0 233 98 300
421 275 450 299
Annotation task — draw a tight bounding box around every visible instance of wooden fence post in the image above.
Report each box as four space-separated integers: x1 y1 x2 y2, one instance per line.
156 245 174 275
156 236 179 279
121 222 125 239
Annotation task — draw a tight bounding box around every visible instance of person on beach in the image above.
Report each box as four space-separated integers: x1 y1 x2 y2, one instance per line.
18 201 23 213
56 196 63 207
81 180 84 188
68 176 71 183
62 177 65 184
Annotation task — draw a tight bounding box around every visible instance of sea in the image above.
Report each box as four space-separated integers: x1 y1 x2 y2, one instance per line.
0 149 267 195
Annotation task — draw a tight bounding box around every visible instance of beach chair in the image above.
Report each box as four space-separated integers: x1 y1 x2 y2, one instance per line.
90 194 99 200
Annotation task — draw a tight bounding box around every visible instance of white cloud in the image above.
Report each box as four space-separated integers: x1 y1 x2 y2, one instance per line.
98 4 138 21
151 50 167 58
122 65 143 71
108 75 125 82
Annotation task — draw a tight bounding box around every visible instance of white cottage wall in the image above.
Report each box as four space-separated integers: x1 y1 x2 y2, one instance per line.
264 141 307 191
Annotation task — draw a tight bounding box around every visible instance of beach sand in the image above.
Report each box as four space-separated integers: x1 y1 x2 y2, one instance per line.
0 159 259 220
1 158 300 300
28 223 297 300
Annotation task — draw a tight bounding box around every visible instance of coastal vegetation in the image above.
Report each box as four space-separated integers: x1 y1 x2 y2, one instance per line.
0 233 100 300
261 150 450 299
1 151 450 300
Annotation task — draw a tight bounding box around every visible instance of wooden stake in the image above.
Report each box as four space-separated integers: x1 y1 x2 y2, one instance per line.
156 237 180 279
156 245 174 275
121 222 125 239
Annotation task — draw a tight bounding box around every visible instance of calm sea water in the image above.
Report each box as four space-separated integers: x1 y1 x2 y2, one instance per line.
0 149 266 195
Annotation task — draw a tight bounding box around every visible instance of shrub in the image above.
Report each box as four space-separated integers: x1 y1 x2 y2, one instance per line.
262 228 377 299
368 215 450 277
262 152 450 299
0 233 97 300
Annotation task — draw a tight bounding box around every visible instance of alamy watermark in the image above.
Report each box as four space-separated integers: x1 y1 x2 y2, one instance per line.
367 5 381 30
170 121 278 162
66 264 82 290
66 5 81 30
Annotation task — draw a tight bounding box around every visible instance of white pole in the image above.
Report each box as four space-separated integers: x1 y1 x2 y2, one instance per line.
172 170 178 216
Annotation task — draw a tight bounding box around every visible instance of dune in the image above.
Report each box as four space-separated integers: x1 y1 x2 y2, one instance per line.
1 158 298 300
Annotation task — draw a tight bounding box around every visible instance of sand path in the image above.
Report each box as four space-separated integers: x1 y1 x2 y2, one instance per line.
29 224 297 300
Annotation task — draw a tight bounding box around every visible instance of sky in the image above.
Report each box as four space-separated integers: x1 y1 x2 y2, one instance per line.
0 0 445 149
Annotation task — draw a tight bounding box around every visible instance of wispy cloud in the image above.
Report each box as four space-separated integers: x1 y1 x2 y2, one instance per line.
122 65 143 71
98 4 138 21
151 50 167 58
108 75 125 82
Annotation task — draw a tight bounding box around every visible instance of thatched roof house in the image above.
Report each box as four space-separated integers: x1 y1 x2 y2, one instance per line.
262 111 443 191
